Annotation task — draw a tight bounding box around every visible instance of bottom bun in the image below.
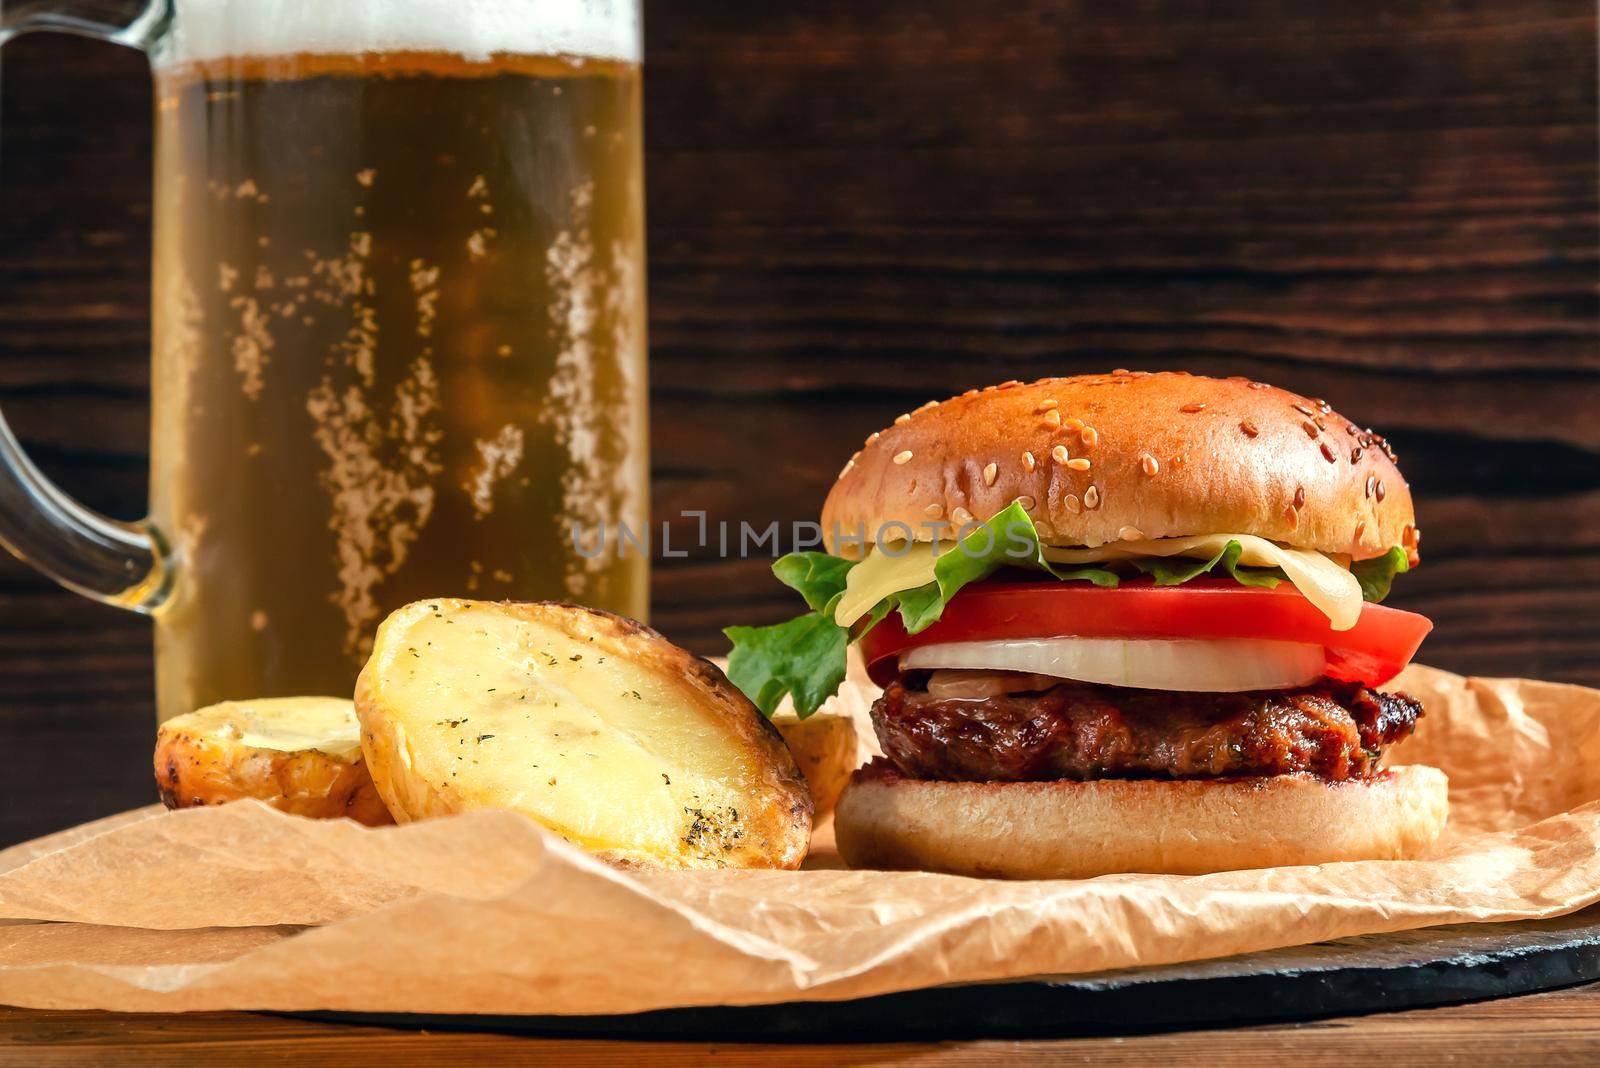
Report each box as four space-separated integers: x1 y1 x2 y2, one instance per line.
834 760 1449 879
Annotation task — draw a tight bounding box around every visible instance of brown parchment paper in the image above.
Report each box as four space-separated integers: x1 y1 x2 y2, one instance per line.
3 662 1600 1015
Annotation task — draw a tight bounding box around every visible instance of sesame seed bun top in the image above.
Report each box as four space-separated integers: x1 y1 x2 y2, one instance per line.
821 371 1417 560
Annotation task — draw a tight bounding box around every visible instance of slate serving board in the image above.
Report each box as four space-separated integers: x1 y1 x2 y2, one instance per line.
297 905 1600 1041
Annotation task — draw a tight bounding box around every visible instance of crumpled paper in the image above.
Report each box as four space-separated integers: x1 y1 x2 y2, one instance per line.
3 663 1600 1015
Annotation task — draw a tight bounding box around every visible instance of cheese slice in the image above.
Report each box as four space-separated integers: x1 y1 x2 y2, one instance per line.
834 541 941 631
834 533 1364 632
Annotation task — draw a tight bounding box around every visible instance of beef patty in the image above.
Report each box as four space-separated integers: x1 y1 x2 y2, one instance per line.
871 675 1423 783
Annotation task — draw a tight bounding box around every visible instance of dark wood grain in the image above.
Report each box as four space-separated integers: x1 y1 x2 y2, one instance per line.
0 1 1596 845
9 980 1600 1063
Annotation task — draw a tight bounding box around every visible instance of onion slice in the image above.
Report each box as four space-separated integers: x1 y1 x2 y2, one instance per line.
925 670 1061 701
900 637 1327 693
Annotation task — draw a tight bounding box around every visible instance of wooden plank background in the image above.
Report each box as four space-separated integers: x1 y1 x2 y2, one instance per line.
0 0 1595 845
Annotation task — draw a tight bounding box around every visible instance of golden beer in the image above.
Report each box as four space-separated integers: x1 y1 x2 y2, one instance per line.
148 46 647 720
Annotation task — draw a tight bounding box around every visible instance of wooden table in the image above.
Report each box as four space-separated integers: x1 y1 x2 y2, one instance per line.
6 984 1600 1063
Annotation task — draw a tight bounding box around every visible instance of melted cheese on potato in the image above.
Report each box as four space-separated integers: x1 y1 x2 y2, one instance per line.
180 697 363 761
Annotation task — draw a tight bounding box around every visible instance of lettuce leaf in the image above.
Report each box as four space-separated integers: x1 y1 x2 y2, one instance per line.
1129 539 1284 589
896 501 1118 633
1351 545 1410 602
724 611 849 718
772 551 854 612
724 503 1058 716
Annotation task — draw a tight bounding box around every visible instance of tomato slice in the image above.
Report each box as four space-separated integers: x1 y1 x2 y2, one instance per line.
857 578 1432 689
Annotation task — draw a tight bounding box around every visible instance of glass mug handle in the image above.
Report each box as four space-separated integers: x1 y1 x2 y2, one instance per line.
0 0 173 612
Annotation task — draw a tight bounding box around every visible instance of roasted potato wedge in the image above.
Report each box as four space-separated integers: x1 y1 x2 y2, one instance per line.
154 697 393 825
356 599 812 869
771 712 859 818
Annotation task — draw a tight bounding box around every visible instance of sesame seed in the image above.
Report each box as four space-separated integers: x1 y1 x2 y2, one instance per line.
1112 368 1130 375
850 450 861 463
1178 403 1206 414
1293 485 1306 509
1284 505 1299 530
1063 416 1085 430
1402 524 1416 547
837 460 853 480
1351 446 1363 463
1302 421 1320 439
1292 403 1315 417
999 379 1022 388
983 462 998 486
925 502 944 518
951 506 974 527
1017 494 1037 511
1083 485 1101 509
892 450 914 465
1140 453 1159 476
1346 424 1360 437
1022 451 1036 472
1355 519 1367 541
1051 445 1071 465
1044 408 1062 427
1375 479 1387 502
1039 399 1058 411
1067 457 1092 472
894 413 911 425
918 400 939 412
1365 474 1377 499
1079 426 1099 447
1118 526 1145 541
1249 381 1269 389
865 431 880 445
1064 493 1081 514
1314 398 1332 414
1240 420 1259 438
962 388 979 398
1320 441 1337 463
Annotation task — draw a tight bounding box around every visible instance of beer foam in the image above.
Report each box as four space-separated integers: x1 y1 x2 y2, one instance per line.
155 0 639 67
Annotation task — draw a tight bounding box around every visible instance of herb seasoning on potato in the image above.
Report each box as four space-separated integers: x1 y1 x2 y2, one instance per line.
355 598 813 869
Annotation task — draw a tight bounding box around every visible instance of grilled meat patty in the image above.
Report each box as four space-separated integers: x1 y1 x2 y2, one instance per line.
871 674 1423 783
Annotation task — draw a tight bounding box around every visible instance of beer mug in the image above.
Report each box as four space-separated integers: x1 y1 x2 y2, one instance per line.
0 1 649 720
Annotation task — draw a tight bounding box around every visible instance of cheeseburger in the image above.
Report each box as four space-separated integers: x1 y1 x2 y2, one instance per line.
725 371 1447 879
